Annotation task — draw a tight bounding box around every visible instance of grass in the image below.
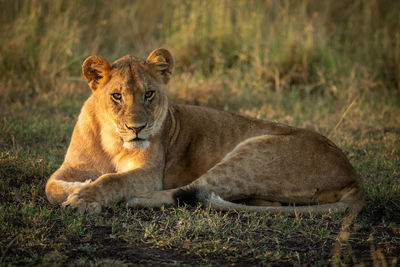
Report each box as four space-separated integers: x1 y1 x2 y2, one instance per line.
1 0 400 265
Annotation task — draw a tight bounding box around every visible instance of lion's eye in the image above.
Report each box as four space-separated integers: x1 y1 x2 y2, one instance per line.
111 93 122 101
144 91 155 101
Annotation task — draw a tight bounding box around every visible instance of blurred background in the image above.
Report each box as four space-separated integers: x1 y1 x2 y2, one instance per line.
1 0 399 107
0 0 399 151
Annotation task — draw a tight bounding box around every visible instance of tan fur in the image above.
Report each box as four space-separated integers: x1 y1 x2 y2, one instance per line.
45 48 364 215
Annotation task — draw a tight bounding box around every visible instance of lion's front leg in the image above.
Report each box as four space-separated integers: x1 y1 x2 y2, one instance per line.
127 189 176 209
62 169 163 214
45 166 100 205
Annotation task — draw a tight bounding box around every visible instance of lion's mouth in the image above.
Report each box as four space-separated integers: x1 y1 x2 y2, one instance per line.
129 137 145 142
123 137 150 150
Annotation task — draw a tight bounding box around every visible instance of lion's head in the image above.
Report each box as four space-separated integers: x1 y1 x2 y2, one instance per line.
82 48 174 149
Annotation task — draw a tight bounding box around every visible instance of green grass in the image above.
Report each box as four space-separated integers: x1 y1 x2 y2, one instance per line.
1 0 400 265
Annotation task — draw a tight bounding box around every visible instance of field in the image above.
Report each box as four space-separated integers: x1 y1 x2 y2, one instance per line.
1 0 399 265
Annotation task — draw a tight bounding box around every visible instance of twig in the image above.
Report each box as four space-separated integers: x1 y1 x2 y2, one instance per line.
329 96 359 138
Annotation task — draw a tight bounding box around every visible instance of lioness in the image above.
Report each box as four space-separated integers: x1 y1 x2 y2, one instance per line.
45 48 364 215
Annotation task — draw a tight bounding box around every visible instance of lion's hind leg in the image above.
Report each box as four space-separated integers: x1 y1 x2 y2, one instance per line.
127 184 353 215
171 186 350 215
127 187 349 215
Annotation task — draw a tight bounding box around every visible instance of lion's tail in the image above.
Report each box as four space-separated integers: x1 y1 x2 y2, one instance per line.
172 187 360 215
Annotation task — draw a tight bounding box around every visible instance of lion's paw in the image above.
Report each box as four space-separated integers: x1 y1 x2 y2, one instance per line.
62 189 102 214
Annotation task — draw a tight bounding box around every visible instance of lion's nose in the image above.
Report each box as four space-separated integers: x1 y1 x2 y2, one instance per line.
125 124 146 134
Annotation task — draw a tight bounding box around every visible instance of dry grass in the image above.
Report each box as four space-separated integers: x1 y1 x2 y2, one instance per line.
1 0 399 265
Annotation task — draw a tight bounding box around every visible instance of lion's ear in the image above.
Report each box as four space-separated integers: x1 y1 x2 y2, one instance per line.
82 56 111 91
146 48 174 84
